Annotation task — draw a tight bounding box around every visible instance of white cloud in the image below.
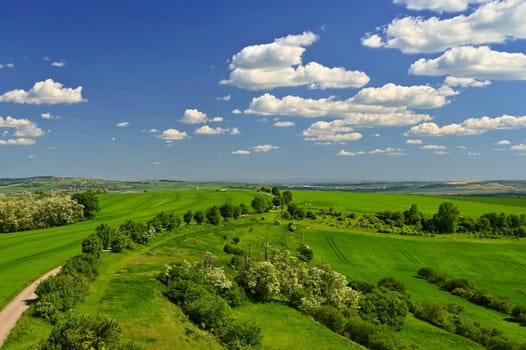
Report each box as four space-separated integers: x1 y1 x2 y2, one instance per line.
352 83 457 109
5 63 14 69
111 137 116 142
467 151 482 156
28 154 36 159
148 128 159 133
246 93 433 127
41 112 60 120
495 139 511 145
194 125 227 135
274 121 295 127
0 138 35 145
51 61 66 67
434 150 451 155
363 0 526 53
230 127 240 135
210 116 224 122
444 76 491 87
180 108 208 124
216 94 231 101
457 145 468 149
232 150 251 155
116 121 129 127
411 46 526 80
393 0 490 12
151 161 161 166
232 109 242 114
221 32 369 90
303 120 363 143
511 144 526 151
159 128 189 141
406 139 423 144
421 144 447 150
0 116 44 140
338 147 405 157
251 144 279 152
0 79 85 104
407 115 526 136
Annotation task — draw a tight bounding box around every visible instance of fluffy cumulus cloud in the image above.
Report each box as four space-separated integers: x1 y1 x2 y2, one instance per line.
338 147 405 157
116 121 129 127
407 115 526 136
245 92 433 127
41 112 60 120
411 46 526 80
232 150 250 155
393 0 490 12
303 120 362 143
273 121 295 127
495 139 511 145
210 116 224 122
0 79 85 104
179 109 208 124
159 128 188 142
216 94 231 101
251 144 279 152
444 76 491 87
363 0 526 53
194 125 240 135
0 116 44 145
221 32 370 90
232 109 242 114
51 61 66 67
511 144 526 151
352 83 457 109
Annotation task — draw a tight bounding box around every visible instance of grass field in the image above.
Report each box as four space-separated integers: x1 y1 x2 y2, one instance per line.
2 189 526 349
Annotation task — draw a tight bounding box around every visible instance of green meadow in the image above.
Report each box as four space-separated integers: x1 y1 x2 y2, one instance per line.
2 188 526 349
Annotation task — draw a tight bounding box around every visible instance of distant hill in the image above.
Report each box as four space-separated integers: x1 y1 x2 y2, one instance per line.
0 176 525 196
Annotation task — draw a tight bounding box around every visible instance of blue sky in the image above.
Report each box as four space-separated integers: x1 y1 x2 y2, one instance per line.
1 0 525 182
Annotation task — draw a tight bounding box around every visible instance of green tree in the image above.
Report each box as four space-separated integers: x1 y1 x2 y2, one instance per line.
95 224 116 249
403 204 422 226
71 190 100 219
183 210 193 225
282 190 293 204
81 234 103 257
359 289 409 331
271 186 281 197
194 210 205 225
433 202 460 233
206 206 221 225
251 195 270 213
219 203 234 220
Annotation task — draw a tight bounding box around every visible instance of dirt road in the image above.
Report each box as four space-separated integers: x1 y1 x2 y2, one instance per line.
0 266 61 347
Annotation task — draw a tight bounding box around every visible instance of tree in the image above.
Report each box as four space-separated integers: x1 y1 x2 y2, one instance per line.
95 224 116 249
194 210 205 225
82 234 103 257
359 289 409 331
403 204 421 226
271 186 281 197
183 210 193 225
297 244 314 262
433 202 460 233
71 190 100 219
219 203 234 221
251 195 270 213
282 190 293 204
206 206 221 225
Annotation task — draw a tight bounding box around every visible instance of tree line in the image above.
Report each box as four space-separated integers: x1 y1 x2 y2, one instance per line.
0 190 99 233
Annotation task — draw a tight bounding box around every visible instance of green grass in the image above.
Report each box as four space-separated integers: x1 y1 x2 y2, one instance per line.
306 228 526 343
2 189 526 349
234 303 363 350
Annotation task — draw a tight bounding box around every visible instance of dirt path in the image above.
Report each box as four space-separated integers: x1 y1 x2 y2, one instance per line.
0 266 61 348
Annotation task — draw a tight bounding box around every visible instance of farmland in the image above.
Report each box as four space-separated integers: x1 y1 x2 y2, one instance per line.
1 187 526 349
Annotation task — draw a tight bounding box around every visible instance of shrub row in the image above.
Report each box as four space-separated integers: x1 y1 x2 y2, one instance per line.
417 267 525 320
160 254 261 349
414 300 526 350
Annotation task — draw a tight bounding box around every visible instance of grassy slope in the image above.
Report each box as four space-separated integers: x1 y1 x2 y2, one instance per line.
306 228 526 343
2 189 526 349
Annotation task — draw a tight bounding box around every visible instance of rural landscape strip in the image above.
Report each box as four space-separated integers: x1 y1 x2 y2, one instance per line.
0 266 61 347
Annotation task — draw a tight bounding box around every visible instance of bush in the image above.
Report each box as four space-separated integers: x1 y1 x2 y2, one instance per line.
34 300 59 324
297 244 313 262
185 293 231 330
62 253 99 280
417 267 434 280
349 280 375 294
345 315 378 346
224 244 245 256
443 278 474 292
314 305 346 334
377 277 406 295
222 284 246 307
111 233 130 252
217 319 262 349
37 315 124 350
359 290 409 331
512 305 526 323
81 234 103 257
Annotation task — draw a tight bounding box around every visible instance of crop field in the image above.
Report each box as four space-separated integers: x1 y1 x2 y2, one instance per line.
2 188 526 349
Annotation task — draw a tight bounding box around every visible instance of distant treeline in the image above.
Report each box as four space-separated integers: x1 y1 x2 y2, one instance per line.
0 191 99 233
357 203 526 237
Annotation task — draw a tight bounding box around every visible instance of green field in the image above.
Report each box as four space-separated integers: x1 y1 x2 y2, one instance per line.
2 189 526 349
